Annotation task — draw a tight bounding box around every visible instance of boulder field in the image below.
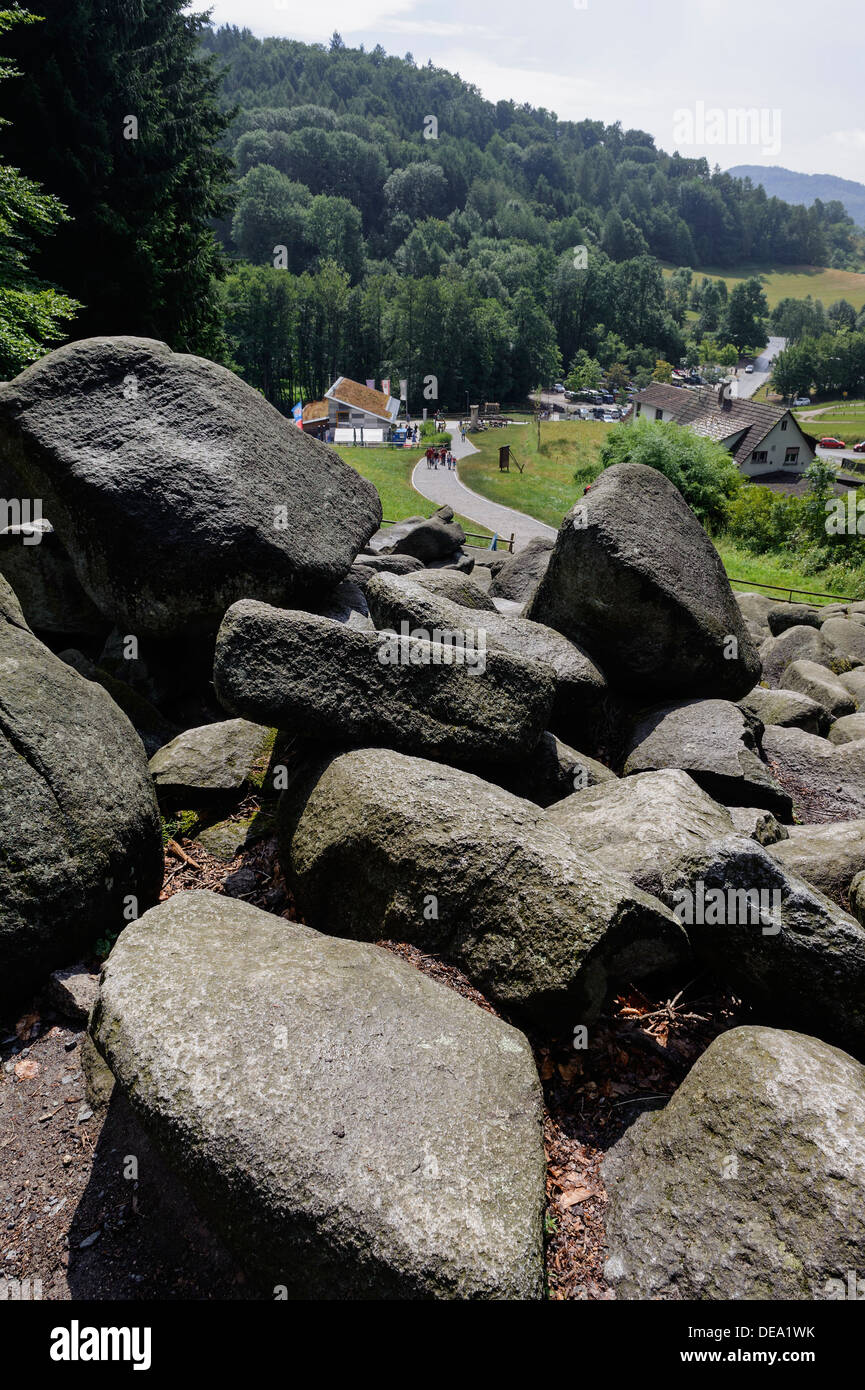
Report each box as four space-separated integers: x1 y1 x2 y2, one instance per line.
1 336 864 1298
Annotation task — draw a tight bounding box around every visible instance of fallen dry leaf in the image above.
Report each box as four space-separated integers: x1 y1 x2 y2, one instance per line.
559 1186 593 1209
14 1057 39 1081
15 1012 40 1041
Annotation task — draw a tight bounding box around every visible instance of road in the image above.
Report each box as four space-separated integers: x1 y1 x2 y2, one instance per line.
735 335 787 399
411 421 558 552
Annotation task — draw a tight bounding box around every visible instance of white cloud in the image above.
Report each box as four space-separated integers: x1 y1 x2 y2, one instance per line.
830 129 865 150
196 0 418 40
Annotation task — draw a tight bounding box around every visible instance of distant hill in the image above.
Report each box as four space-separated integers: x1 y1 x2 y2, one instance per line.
728 165 865 228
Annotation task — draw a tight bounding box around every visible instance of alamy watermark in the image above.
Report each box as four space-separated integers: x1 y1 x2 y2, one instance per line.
672 879 781 935
1 497 44 543
673 101 782 157
377 621 487 675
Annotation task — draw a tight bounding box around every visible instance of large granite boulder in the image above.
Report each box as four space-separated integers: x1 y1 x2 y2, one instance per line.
738 684 829 736
829 713 865 744
821 615 865 666
91 892 546 1299
214 601 554 766
366 571 610 741
767 821 865 905
407 569 497 611
603 1026 865 1299
622 698 792 819
545 769 737 898
0 576 163 998
489 537 554 606
526 463 760 700
761 725 865 821
365 507 465 562
780 659 856 719
0 522 106 636
279 747 688 1031
759 624 831 686
766 602 821 635
0 337 381 638
839 669 865 704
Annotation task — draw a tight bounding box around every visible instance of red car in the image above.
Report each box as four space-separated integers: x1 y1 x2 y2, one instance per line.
819 436 846 449
853 440 865 453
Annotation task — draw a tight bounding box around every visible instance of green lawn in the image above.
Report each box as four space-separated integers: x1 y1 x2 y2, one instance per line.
714 539 857 604
794 400 865 445
661 262 865 311
336 444 492 539
459 420 607 529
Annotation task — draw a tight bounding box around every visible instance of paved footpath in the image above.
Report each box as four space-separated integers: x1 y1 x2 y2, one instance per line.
410 421 557 553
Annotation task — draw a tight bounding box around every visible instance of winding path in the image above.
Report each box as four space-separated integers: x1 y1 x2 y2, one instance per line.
410 421 557 553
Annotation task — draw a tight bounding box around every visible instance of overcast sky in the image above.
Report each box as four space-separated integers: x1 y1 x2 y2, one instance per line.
195 0 864 184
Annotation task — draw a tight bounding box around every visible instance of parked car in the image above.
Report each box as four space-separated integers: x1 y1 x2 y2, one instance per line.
599 391 615 404
819 437 846 449
553 382 565 393
853 440 865 453
744 364 754 373
793 396 811 407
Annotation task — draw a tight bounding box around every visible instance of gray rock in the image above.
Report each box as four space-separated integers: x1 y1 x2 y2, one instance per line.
0 337 381 638
821 615 865 666
734 590 772 644
280 748 688 1031
366 507 465 562
850 872 865 926
58 648 175 758
780 659 856 718
193 811 275 864
839 669 865 703
0 524 106 636
665 834 865 1053
91 890 546 1299
545 769 738 899
309 578 373 631
546 768 865 1050
762 725 865 821
526 463 760 700
489 537 554 605
603 1026 865 1300
759 624 831 686
828 713 865 744
365 572 610 742
148 720 275 807
767 821 865 904
352 553 425 577
214 601 554 766
738 683 829 736
47 964 99 1023
0 577 163 998
766 602 820 635
726 806 789 846
623 699 792 819
409 569 497 611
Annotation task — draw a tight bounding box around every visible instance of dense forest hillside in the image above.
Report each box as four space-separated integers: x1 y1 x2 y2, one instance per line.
197 26 862 409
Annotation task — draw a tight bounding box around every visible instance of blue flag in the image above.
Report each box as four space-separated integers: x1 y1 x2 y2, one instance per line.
291 401 303 419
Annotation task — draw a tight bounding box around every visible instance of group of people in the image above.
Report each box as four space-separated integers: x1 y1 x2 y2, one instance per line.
424 445 456 470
